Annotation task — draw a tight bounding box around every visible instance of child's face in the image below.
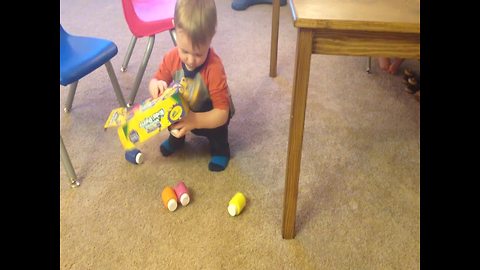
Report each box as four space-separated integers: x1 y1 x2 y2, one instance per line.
176 29 211 71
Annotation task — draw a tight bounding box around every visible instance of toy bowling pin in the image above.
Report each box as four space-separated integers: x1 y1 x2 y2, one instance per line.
228 192 246 216
174 181 190 206
125 148 143 164
162 186 178 211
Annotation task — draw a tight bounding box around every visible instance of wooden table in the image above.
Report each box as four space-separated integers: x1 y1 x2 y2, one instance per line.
270 0 420 239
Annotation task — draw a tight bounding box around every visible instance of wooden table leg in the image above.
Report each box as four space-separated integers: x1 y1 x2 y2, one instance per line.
282 28 312 239
269 0 280 77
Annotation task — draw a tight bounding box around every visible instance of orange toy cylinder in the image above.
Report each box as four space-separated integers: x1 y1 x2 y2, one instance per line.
162 186 178 211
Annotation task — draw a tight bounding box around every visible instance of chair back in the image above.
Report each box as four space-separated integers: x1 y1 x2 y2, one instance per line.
122 0 175 37
60 25 69 53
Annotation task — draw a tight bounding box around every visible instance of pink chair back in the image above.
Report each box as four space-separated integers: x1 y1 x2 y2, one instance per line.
122 0 176 38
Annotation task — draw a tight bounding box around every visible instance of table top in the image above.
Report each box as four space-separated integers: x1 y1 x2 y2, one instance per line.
289 0 420 33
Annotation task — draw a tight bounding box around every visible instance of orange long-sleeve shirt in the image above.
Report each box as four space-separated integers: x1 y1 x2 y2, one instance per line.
153 47 234 116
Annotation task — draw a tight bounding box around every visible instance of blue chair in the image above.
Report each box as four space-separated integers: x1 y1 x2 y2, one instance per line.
60 25 127 111
60 24 127 187
60 135 79 187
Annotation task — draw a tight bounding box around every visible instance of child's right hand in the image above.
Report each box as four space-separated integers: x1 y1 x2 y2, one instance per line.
148 79 168 99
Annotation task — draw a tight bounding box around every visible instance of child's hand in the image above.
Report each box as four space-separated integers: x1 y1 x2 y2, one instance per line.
170 128 181 138
170 112 198 138
169 109 228 138
148 79 168 99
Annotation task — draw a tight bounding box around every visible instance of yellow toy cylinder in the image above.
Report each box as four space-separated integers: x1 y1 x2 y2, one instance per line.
228 192 246 216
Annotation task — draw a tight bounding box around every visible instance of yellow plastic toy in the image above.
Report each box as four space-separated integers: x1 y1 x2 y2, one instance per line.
104 78 189 150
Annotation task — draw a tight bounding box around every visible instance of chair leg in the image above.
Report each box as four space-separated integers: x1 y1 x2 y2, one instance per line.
60 135 80 187
105 61 127 108
64 81 79 112
121 36 138 72
128 35 156 106
366 57 372 73
169 28 177 46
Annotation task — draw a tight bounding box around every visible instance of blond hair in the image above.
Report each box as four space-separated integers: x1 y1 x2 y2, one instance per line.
174 0 217 48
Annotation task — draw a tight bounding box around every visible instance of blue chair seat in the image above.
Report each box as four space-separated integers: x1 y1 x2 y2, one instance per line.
60 28 118 86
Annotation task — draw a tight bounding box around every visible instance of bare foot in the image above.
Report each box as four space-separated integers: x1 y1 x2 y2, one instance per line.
378 57 391 72
388 58 405 75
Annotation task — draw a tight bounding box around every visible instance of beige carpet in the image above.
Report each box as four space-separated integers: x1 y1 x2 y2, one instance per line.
60 0 420 269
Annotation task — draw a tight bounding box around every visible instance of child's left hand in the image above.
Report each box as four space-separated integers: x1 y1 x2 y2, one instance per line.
170 112 198 138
